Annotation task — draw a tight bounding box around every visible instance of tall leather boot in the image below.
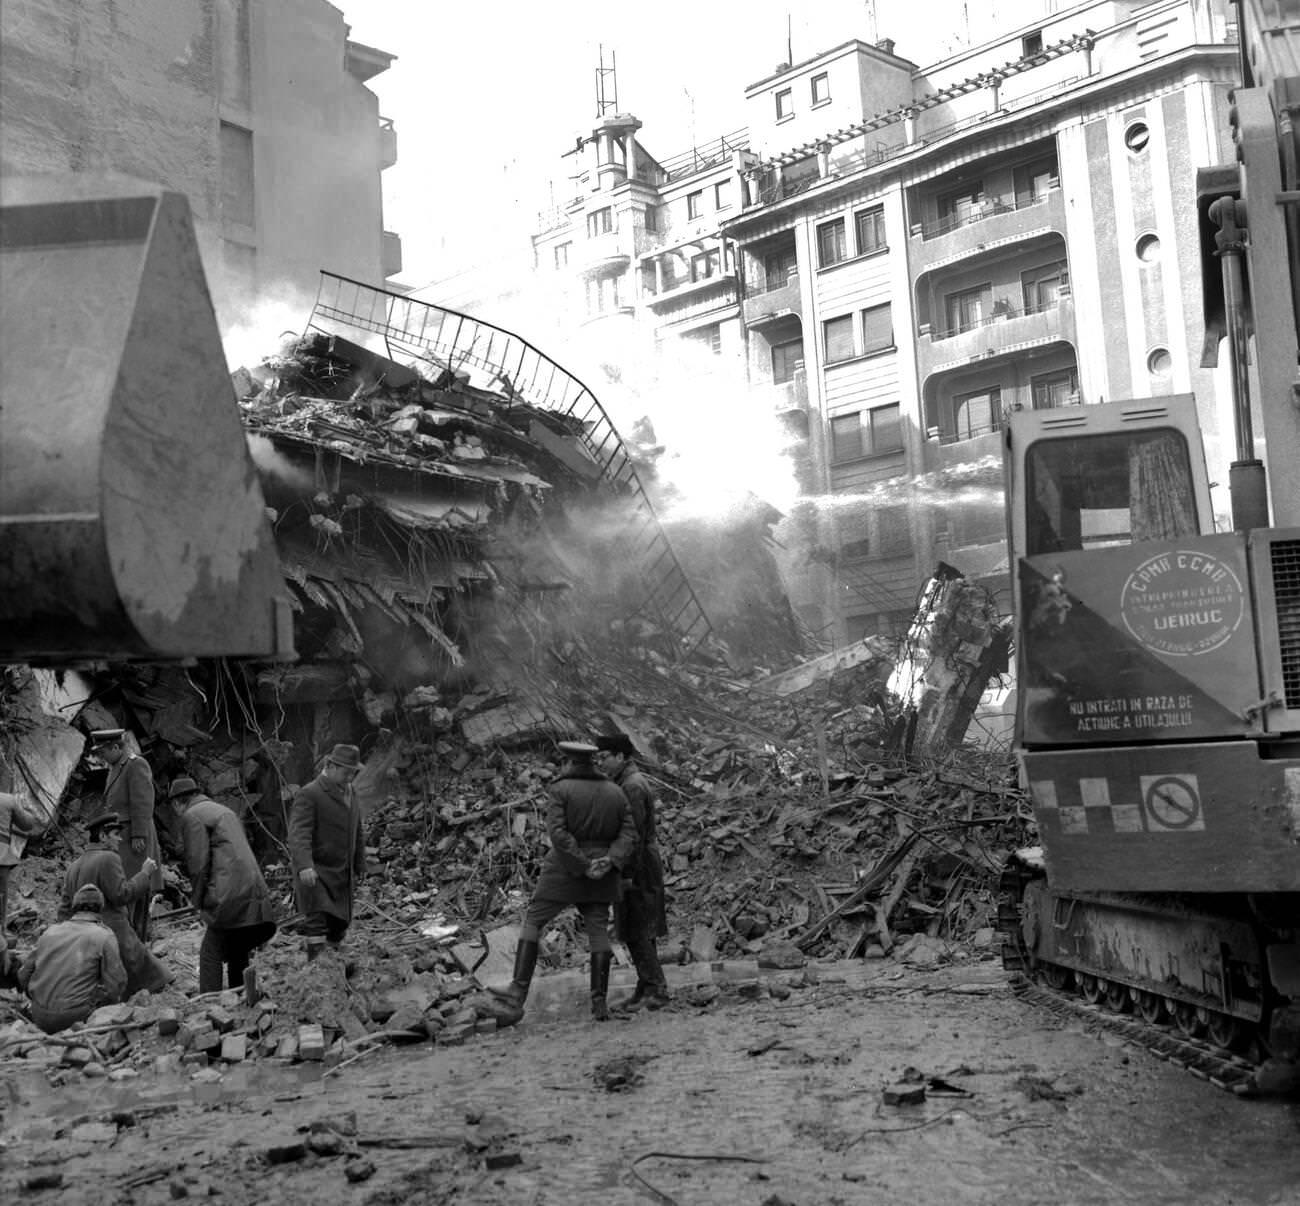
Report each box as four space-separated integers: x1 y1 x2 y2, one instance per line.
590 950 614 1021
488 938 539 1013
305 938 325 964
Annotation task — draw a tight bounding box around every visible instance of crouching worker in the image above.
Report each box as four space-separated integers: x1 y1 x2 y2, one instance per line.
19 885 126 1033
62 811 172 996
489 741 635 1023
173 778 277 993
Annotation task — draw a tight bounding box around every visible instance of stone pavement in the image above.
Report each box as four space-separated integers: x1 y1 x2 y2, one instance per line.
4 956 1299 1206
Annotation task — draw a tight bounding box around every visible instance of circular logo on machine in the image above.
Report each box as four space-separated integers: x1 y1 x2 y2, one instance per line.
1120 549 1245 656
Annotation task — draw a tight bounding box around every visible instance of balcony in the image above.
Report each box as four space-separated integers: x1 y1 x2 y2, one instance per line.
910 185 1065 274
644 272 738 310
742 273 801 328
379 118 397 170
574 230 632 278
381 230 402 277
768 371 808 415
919 293 1075 379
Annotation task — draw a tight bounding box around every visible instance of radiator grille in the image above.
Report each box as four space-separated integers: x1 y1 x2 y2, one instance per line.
1273 539 1300 708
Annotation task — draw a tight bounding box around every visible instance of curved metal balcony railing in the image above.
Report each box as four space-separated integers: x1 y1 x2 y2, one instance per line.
307 271 713 656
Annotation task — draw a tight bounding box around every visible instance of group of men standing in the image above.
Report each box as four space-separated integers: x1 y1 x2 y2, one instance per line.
10 724 667 1036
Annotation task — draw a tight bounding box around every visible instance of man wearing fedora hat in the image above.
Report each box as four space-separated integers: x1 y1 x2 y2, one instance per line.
489 741 636 1024
288 744 367 962
20 884 127 1033
595 733 670 1011
92 728 163 943
62 810 172 996
172 778 278 994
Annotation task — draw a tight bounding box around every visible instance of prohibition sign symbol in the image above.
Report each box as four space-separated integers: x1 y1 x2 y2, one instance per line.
1143 776 1201 830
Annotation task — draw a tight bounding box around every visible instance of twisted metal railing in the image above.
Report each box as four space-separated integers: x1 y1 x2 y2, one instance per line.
307 271 713 656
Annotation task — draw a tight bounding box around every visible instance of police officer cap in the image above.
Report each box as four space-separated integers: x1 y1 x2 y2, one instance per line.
557 741 599 758
90 728 126 745
85 809 123 835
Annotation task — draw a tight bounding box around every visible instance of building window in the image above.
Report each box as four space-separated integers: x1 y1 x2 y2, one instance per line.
772 338 804 384
937 182 982 231
714 180 732 211
1013 159 1057 205
945 285 992 334
763 246 797 290
831 403 903 462
687 191 705 220
1031 369 1079 409
861 303 893 354
553 242 571 268
1021 260 1069 312
587 207 613 237
644 206 658 234
855 206 886 255
689 249 720 282
1022 31 1044 57
219 121 255 228
685 324 722 355
953 388 1003 440
1136 232 1161 263
776 88 793 120
823 315 855 364
811 73 830 105
1147 347 1173 377
817 218 847 268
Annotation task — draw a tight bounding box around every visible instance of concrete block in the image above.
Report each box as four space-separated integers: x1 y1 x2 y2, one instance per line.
275 1034 298 1061
191 1030 222 1055
220 1034 247 1063
298 1024 326 1061
883 1082 927 1106
206 1006 236 1034
86 1003 135 1028
155 1008 181 1036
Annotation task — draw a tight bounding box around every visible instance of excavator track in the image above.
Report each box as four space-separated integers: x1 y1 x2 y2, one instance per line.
998 858 1262 1096
1011 976 1260 1095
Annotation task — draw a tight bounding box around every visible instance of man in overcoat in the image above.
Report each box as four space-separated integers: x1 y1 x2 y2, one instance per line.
1 791 43 933
21 884 127 1033
596 733 670 1009
94 728 162 941
62 811 171 996
288 744 366 962
173 778 277 993
489 741 636 1023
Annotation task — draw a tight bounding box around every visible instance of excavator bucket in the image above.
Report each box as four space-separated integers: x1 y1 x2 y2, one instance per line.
0 176 293 663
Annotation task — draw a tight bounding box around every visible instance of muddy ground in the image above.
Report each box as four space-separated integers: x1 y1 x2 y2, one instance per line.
3 955 1298 1206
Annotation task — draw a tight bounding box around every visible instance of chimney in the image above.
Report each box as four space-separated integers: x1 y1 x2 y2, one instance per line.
875 37 896 56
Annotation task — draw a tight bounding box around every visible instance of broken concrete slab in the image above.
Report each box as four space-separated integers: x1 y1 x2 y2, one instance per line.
460 700 560 748
755 636 894 697
452 923 520 983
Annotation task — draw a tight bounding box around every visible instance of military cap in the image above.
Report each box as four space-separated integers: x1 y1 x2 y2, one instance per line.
90 728 126 745
594 734 637 757
557 741 599 758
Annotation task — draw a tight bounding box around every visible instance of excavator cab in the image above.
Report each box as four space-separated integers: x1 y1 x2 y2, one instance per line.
0 176 293 663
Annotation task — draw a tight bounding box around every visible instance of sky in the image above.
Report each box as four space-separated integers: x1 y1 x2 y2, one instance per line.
343 0 1028 292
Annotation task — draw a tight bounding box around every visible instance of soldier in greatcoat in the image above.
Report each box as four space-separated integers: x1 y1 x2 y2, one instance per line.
61 811 171 996
288 744 366 962
173 778 277 993
489 741 636 1023
93 728 163 942
596 733 670 1009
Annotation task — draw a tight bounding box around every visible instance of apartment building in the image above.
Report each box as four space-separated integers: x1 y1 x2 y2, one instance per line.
0 0 400 326
725 0 1240 643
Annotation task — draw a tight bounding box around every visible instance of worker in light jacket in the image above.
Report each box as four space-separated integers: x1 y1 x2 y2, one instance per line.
62 811 171 996
288 744 366 963
93 728 163 942
21 884 127 1033
489 741 636 1023
173 778 277 993
596 733 670 1010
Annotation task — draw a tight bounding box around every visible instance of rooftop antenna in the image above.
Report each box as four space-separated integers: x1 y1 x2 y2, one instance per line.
864 0 878 43
595 44 618 117
786 12 793 64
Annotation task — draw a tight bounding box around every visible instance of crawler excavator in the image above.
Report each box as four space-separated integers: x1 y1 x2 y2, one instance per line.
999 0 1300 1093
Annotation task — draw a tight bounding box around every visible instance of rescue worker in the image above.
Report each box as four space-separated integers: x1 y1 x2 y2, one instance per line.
489 741 636 1023
1 791 43 933
62 811 171 996
173 778 277 993
595 733 670 1010
288 744 366 963
93 728 163 942
19 884 127 1033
